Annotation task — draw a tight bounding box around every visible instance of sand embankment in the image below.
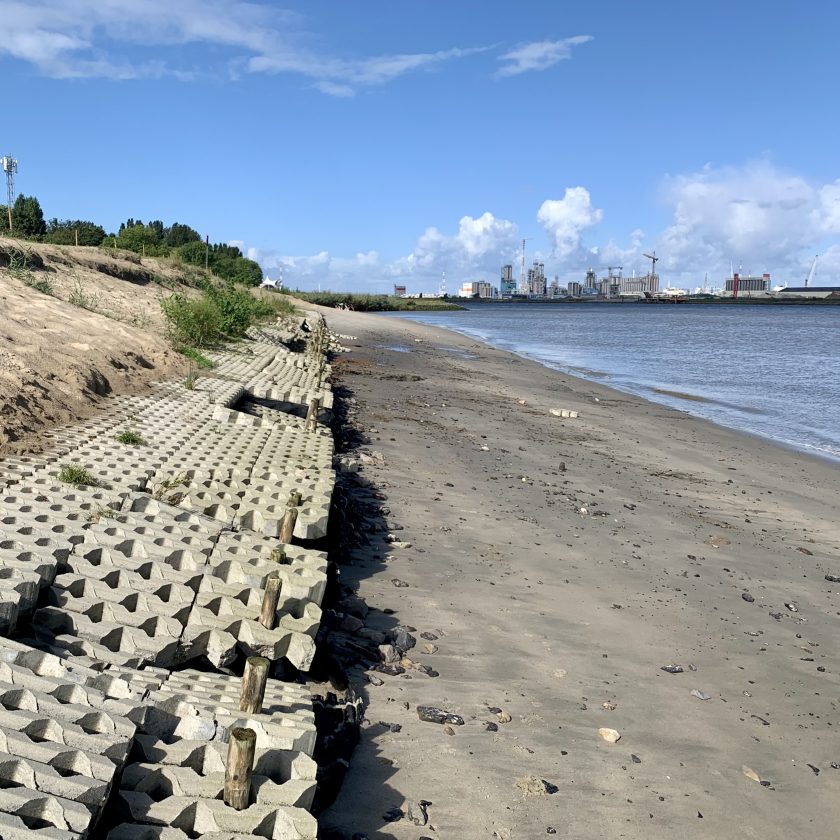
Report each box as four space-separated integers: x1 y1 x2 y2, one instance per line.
0 241 193 453
316 307 839 839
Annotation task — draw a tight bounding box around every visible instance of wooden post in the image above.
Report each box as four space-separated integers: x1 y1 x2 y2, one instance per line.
305 397 320 432
224 727 256 810
74 228 79 247
239 655 270 713
259 575 282 630
279 506 298 543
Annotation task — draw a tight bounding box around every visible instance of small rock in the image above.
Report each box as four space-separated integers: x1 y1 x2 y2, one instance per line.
378 644 400 664
391 626 417 652
741 593 755 603
340 615 364 633
341 595 368 619
421 643 438 655
690 689 711 701
382 807 403 822
367 674 384 686
497 711 512 723
807 764 820 775
420 631 439 641
824 574 840 583
416 664 439 678
376 664 405 676
417 705 464 726
631 754 642 763
661 665 684 674
547 829 557 835
602 701 617 711
444 725 455 736
486 722 499 732
598 728 621 743
796 546 813 555
391 578 409 588
784 602 798 612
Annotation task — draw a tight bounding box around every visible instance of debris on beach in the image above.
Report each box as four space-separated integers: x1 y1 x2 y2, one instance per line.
416 705 465 725
691 689 711 701
516 777 559 795
661 664 685 674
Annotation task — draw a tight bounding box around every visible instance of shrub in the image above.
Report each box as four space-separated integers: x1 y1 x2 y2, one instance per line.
160 293 224 348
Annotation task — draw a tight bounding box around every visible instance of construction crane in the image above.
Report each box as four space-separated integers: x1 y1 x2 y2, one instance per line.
643 251 659 280
804 254 818 287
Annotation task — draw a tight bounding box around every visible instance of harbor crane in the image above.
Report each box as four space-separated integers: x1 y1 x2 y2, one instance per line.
643 251 659 280
804 254 818 287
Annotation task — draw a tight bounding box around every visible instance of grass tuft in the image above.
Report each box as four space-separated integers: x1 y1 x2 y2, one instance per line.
115 429 145 446
57 463 99 486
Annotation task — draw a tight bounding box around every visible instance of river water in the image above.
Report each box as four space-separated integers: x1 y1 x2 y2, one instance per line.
391 303 840 462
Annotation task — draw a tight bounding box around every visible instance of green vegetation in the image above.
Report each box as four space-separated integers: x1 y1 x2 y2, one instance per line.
69 277 100 311
2 194 262 290
115 429 146 446
181 347 215 368
24 276 54 295
287 291 464 311
0 195 46 237
161 280 293 351
57 463 99 486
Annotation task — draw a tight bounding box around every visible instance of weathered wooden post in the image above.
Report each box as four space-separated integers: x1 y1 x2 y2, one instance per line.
305 397 320 432
224 727 256 810
259 575 282 630
279 506 298 543
239 655 270 714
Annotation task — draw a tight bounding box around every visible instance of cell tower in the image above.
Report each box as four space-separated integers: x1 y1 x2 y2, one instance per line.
1 155 17 231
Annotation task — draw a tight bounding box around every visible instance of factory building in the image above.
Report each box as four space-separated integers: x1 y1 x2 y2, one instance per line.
527 261 546 296
567 281 582 296
725 272 770 296
457 280 497 298
500 264 517 297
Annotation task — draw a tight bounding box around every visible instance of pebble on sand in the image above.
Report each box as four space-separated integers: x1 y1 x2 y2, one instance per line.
598 727 621 743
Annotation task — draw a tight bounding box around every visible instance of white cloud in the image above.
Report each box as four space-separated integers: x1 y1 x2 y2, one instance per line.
537 188 603 258
0 0 484 93
496 36 592 77
657 162 840 281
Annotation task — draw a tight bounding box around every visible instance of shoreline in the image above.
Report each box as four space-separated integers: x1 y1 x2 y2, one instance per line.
383 310 840 466
312 303 840 839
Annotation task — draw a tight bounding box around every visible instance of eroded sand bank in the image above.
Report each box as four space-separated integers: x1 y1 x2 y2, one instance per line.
317 306 839 840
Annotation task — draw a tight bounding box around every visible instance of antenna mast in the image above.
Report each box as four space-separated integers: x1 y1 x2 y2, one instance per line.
2 155 18 231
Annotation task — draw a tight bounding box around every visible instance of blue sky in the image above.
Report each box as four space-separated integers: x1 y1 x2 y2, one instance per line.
3 0 840 291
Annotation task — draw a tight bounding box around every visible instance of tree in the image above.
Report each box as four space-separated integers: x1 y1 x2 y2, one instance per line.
44 219 106 246
165 222 201 247
12 195 46 237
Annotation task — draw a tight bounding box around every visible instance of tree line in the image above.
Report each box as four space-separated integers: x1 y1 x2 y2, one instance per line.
0 194 262 286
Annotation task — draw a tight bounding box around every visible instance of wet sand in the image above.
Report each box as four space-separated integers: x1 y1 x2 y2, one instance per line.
315 306 839 840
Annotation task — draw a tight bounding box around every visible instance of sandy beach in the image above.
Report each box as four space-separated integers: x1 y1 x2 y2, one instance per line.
316 306 840 839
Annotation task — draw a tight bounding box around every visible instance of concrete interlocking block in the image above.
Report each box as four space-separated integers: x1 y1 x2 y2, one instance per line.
0 639 144 837
208 532 327 610
183 581 319 671
116 794 317 840
142 671 316 755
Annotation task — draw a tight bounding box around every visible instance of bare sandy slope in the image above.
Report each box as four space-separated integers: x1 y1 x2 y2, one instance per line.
0 240 191 452
316 307 839 840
